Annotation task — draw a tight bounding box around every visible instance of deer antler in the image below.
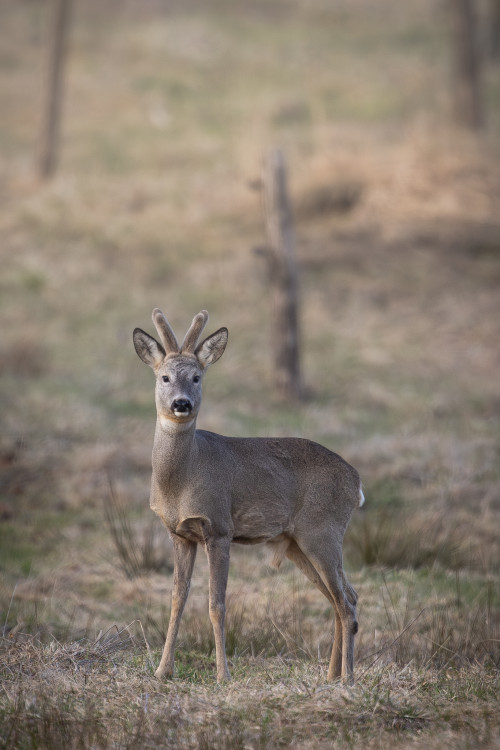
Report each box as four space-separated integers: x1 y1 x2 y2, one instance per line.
181 310 209 353
152 308 179 354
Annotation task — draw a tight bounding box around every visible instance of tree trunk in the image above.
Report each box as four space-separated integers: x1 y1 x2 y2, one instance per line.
489 0 500 59
449 0 484 129
261 150 302 401
38 0 72 179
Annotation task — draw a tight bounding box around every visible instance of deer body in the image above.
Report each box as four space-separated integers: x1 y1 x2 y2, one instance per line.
152 429 358 543
134 309 363 683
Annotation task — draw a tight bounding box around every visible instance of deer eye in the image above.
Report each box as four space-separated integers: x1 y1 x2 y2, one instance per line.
193 375 200 384
162 375 170 383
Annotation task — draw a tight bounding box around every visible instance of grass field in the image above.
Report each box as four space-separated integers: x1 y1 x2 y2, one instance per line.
1 0 499 747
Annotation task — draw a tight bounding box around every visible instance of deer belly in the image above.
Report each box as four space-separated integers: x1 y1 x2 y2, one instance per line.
231 506 290 544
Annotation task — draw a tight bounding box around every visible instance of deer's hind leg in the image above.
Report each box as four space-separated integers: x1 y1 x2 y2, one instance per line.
293 531 358 684
287 539 349 680
286 539 335 603
286 540 344 679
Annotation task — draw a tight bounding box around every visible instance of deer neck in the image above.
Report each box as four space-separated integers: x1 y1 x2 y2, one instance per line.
152 415 199 494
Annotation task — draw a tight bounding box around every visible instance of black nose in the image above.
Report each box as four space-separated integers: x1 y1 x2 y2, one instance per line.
172 399 192 414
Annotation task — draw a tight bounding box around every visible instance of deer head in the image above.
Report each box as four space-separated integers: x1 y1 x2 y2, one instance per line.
133 309 228 425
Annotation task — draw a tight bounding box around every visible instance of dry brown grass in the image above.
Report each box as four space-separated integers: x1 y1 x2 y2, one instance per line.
1 603 499 749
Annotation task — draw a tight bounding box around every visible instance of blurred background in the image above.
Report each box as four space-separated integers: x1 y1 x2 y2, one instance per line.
1 0 499 650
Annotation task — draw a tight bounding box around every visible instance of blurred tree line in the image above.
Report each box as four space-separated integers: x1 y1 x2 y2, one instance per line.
38 0 499 180
35 0 500 400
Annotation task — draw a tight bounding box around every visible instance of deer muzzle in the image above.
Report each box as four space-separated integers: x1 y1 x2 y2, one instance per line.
172 398 193 416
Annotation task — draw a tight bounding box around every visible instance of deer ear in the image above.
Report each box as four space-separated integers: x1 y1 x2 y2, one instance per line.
133 328 166 369
196 327 228 368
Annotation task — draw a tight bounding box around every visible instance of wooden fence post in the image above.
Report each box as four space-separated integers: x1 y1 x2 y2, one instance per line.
449 0 484 130
261 149 302 400
38 0 72 179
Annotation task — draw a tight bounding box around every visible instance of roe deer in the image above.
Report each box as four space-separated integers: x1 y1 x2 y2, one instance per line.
133 309 364 683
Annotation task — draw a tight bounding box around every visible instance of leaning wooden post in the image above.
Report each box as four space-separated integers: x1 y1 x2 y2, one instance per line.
38 0 72 179
262 149 302 400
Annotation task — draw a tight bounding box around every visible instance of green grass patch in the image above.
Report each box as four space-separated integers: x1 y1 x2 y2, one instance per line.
0 525 36 577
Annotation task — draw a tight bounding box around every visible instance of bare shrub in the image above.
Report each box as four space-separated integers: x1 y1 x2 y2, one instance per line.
371 579 500 671
346 510 472 570
104 485 172 579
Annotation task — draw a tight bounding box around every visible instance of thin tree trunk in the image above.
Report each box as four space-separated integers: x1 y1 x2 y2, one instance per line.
38 0 72 179
449 0 484 129
489 0 500 59
262 150 302 401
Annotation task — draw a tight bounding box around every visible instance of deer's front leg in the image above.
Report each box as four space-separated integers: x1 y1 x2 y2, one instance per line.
206 537 231 682
155 534 197 679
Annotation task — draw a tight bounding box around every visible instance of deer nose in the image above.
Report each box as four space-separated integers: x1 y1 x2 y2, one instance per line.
172 398 192 415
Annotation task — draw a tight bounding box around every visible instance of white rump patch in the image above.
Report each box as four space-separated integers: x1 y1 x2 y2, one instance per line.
359 485 365 507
